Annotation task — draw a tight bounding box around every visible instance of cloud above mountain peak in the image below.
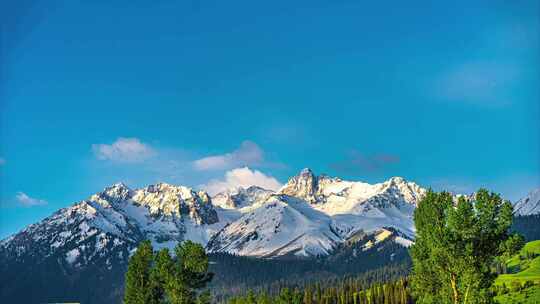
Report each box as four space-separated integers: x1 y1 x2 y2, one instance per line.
202 167 282 195
193 141 265 171
92 138 155 163
16 192 48 207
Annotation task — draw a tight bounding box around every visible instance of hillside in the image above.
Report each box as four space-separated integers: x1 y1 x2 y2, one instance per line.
495 240 540 304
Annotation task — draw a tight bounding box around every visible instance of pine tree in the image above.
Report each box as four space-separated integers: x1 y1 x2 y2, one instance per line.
124 240 160 304
166 240 214 304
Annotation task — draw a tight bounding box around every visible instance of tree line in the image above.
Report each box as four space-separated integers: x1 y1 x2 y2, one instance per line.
226 277 412 304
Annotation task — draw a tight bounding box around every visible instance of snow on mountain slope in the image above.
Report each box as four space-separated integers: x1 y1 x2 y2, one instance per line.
0 183 223 268
1 168 428 261
207 194 341 257
280 169 423 239
208 169 425 257
212 186 273 210
514 188 540 216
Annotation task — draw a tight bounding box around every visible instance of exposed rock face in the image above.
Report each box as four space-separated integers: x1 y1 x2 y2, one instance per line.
279 168 344 204
514 188 540 216
280 168 320 203
212 186 273 209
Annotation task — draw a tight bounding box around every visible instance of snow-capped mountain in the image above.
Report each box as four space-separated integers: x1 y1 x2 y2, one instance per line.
0 169 428 264
514 188 540 216
0 182 224 274
207 168 424 257
211 186 273 209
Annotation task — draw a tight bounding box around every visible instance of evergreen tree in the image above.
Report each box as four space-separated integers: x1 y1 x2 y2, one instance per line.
410 189 523 304
124 240 160 304
124 240 213 304
166 240 214 304
152 248 174 302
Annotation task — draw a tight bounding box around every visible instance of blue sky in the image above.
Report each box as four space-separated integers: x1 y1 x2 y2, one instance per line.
1 0 539 238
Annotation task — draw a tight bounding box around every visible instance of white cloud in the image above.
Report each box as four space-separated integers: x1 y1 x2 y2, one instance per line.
92 137 154 163
16 192 47 207
193 141 264 171
202 167 282 195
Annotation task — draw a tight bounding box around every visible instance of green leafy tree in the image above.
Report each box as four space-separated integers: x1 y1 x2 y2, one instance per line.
124 240 161 304
410 189 523 304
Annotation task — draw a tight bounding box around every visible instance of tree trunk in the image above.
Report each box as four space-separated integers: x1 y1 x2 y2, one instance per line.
450 274 459 304
463 284 471 304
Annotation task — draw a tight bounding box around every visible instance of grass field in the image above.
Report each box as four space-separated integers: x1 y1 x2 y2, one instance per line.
495 240 540 304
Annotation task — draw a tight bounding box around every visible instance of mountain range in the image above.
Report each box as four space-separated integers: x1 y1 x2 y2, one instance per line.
1 168 539 302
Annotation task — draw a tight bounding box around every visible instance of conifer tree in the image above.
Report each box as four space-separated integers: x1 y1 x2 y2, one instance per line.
124 240 160 304
166 240 214 304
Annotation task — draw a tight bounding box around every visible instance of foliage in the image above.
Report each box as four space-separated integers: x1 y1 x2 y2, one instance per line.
410 189 522 304
226 277 413 304
166 240 214 304
499 240 540 281
124 240 161 304
494 240 540 302
124 240 213 304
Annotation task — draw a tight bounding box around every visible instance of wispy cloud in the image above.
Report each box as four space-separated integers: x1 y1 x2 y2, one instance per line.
331 150 400 173
16 192 47 207
87 138 284 193
193 141 265 171
92 137 155 163
201 167 282 195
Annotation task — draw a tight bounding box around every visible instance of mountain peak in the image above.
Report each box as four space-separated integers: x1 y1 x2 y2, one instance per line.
104 182 130 192
300 167 314 175
97 182 132 204
388 176 406 184
279 168 320 203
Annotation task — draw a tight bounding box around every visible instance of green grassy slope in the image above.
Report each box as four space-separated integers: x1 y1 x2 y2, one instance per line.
495 240 540 304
